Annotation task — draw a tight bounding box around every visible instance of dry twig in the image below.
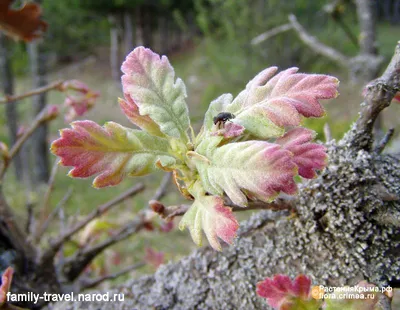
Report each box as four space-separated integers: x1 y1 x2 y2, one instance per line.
251 23 292 45
62 213 147 281
40 183 145 265
288 14 349 66
0 106 54 179
79 262 145 290
33 187 73 243
0 80 63 104
151 172 172 202
353 42 400 151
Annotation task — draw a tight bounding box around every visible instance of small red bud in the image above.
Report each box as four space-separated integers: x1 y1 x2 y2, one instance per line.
149 200 165 214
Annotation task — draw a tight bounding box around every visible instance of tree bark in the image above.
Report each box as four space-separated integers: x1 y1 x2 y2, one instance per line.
0 33 23 181
28 40 49 183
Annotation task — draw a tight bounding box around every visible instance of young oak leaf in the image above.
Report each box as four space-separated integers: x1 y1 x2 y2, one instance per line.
121 47 191 142
191 137 297 207
257 274 320 310
179 182 239 250
204 67 339 139
51 120 176 188
118 97 164 137
276 128 327 179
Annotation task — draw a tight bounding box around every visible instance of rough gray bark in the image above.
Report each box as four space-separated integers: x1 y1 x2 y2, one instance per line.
28 39 49 183
0 33 23 181
50 43 400 310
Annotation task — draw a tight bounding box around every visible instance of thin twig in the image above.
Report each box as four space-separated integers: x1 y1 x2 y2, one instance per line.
251 23 293 45
39 183 145 265
40 159 59 224
288 14 350 66
353 42 400 151
323 0 359 48
0 106 52 180
25 199 34 235
374 128 395 154
150 172 172 202
0 80 63 104
62 213 147 281
323 123 333 142
151 198 294 221
58 202 66 267
79 262 145 290
33 187 73 243
230 199 294 213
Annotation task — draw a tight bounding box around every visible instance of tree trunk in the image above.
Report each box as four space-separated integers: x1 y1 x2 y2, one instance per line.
0 33 23 181
51 130 400 309
135 7 144 46
123 11 134 55
108 14 120 82
159 14 169 54
28 40 49 183
142 6 153 48
353 0 380 81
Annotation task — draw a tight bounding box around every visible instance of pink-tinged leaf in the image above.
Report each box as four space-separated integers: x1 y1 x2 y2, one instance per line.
276 128 327 179
257 274 318 310
61 80 99 123
0 267 13 306
193 137 297 207
204 67 339 139
179 183 239 251
51 121 176 188
121 47 190 141
145 247 165 269
159 221 174 233
118 97 164 137
211 122 245 138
